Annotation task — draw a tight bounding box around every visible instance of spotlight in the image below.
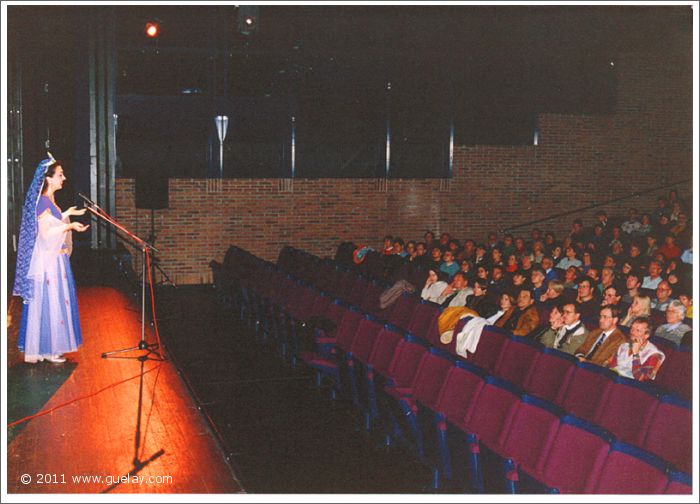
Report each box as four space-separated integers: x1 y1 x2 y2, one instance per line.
145 21 160 38
238 6 259 36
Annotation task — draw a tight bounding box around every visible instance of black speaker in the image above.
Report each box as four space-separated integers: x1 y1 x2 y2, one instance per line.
135 171 169 209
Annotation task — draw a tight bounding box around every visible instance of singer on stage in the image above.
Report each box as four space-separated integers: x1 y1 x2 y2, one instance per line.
13 154 90 363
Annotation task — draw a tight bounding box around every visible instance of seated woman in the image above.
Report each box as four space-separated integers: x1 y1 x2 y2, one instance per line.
420 269 448 303
504 253 519 274
464 278 498 319
494 288 540 337
620 294 652 327
486 291 515 325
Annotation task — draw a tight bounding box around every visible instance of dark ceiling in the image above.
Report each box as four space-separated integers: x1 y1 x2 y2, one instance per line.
7 4 693 178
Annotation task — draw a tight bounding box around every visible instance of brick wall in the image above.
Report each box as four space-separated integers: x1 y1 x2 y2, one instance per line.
115 48 693 285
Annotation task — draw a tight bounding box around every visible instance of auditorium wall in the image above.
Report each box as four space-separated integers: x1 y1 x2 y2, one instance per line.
115 48 693 285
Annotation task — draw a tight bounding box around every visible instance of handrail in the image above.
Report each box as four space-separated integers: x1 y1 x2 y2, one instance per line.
503 178 691 233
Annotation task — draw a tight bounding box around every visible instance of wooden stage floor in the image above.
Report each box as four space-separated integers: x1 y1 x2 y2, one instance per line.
6 286 242 494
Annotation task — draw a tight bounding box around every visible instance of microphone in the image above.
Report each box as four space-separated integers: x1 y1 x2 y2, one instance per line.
78 193 95 207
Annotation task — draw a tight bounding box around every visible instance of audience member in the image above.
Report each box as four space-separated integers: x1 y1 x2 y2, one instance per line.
620 295 652 328
381 235 394 256
494 288 540 337
436 271 473 308
540 279 565 306
473 243 488 266
530 266 547 302
601 285 623 308
606 317 664 382
489 265 507 293
439 250 460 280
598 267 616 294
680 244 692 265
625 242 645 271
621 207 641 236
638 213 653 236
575 277 599 319
580 250 594 274
504 253 519 274
657 234 682 261
533 302 566 345
424 231 435 250
520 253 534 274
574 305 626 366
622 270 642 304
641 260 664 289
531 240 545 263
651 280 674 311
645 234 659 258
556 245 582 271
486 292 514 325
562 266 579 289
540 256 557 282
464 278 498 319
541 302 589 354
676 287 693 319
654 300 692 345
421 269 448 303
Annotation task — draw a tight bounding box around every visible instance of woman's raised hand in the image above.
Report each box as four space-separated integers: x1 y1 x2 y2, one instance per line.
65 206 87 217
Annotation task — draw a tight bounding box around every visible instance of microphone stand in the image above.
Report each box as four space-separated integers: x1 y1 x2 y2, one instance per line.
79 194 162 359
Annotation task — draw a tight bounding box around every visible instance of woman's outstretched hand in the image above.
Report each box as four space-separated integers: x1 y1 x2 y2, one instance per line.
70 222 90 233
64 206 87 217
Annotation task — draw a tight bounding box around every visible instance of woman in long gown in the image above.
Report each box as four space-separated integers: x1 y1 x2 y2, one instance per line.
13 154 90 363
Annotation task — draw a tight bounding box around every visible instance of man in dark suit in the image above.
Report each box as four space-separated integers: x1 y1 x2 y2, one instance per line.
574 305 627 366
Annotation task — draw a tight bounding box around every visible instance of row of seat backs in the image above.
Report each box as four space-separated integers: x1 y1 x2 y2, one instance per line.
329 306 692 477
370 339 691 494
222 245 691 404
221 245 692 492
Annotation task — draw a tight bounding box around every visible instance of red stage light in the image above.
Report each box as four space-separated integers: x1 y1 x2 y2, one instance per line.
145 22 159 38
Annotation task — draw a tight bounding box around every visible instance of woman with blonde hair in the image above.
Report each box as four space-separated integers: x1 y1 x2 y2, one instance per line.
620 295 652 328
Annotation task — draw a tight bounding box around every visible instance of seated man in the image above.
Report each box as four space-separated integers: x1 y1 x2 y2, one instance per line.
598 267 616 295
625 242 645 272
392 238 408 258
562 265 579 289
601 285 623 308
574 305 627 366
489 265 507 294
509 270 529 297
622 270 642 304
658 233 682 261
642 259 664 290
540 255 558 283
436 271 473 308
556 245 583 271
621 207 641 236
575 277 600 320
530 266 547 303
494 288 540 337
543 302 589 354
651 280 674 311
439 250 460 280
654 300 692 345
606 317 664 382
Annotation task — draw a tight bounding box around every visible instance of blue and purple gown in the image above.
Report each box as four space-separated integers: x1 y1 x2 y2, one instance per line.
18 195 83 359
